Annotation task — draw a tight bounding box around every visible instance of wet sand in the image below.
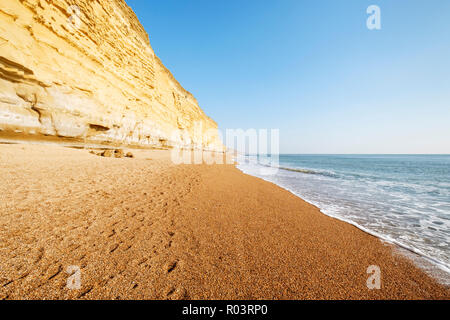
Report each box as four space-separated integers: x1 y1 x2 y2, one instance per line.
0 143 448 299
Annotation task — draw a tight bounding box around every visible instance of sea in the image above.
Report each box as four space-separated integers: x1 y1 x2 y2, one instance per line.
237 154 450 283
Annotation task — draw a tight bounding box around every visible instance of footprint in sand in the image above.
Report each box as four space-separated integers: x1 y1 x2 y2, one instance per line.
166 286 188 300
109 243 120 253
166 260 178 273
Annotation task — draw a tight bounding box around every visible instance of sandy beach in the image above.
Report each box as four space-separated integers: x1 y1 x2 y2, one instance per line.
0 143 448 300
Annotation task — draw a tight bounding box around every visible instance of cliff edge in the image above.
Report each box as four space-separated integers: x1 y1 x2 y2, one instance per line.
0 0 222 150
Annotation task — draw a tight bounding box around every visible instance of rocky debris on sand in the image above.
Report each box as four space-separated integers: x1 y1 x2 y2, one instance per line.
88 149 133 159
114 149 124 158
101 150 114 158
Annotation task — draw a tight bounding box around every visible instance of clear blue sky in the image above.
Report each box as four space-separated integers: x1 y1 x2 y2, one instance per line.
126 0 450 154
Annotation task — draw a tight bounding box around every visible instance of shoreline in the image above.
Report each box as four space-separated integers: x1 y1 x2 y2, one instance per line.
0 143 448 299
236 162 450 286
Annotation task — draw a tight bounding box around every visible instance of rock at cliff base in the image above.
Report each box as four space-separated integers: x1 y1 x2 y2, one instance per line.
114 149 124 158
101 150 114 158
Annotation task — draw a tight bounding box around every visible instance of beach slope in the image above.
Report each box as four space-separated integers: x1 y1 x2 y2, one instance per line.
0 144 448 299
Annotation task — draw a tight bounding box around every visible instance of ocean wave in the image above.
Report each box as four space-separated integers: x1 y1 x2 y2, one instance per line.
279 166 339 178
257 163 339 178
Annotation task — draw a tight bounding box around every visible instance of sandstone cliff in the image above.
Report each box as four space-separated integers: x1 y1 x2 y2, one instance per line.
0 0 222 150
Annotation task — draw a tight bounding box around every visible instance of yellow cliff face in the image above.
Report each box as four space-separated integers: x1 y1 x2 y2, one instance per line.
0 0 223 150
